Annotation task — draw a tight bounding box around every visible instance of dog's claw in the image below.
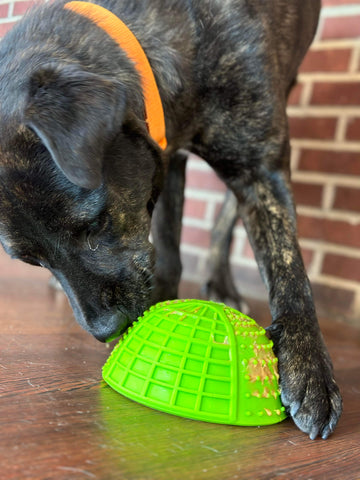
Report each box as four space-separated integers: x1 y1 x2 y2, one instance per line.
309 427 319 441
283 384 342 440
269 319 343 439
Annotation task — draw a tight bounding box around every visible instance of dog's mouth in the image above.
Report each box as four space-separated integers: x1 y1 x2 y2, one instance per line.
105 330 123 343
103 308 134 343
89 309 131 343
91 300 150 343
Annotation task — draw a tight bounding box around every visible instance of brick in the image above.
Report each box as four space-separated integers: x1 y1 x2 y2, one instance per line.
346 117 360 141
242 238 254 259
0 4 9 18
183 198 207 219
333 186 360 212
0 21 16 37
299 49 351 73
231 264 267 299
302 150 360 175
292 181 323 207
298 215 360 248
298 149 360 176
322 253 360 283
289 116 337 140
186 169 226 193
178 280 202 300
288 82 303 106
322 16 360 40
13 1 38 16
181 225 210 249
312 283 355 318
180 252 200 278
311 82 360 106
301 248 314 269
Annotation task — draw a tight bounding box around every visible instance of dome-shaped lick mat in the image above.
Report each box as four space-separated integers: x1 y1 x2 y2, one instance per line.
102 299 287 426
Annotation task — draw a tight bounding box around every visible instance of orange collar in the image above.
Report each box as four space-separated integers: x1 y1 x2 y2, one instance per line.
64 1 167 150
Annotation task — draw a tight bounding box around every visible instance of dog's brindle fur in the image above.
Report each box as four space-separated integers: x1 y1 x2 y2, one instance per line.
0 0 342 438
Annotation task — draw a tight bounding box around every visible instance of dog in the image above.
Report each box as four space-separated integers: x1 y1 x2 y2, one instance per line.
0 0 342 439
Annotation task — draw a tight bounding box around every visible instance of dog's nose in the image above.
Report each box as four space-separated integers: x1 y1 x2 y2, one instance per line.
90 311 130 343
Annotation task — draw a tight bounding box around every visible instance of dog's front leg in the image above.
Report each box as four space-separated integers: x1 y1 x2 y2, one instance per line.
151 150 187 303
229 152 342 439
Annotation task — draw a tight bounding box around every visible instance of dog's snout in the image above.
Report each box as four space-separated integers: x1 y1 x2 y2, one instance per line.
52 268 135 342
90 311 130 343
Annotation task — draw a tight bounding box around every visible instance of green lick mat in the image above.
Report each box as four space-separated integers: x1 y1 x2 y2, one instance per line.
102 299 287 426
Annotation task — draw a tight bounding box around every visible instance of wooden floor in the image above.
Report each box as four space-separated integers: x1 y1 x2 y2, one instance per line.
0 249 359 480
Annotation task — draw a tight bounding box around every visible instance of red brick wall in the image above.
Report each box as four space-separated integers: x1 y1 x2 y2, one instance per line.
1 1 360 323
0 1 39 37
284 0 360 323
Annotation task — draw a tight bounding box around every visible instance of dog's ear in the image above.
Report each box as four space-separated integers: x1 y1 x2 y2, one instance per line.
24 64 126 189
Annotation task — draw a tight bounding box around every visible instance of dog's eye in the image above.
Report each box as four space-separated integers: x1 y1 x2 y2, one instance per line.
86 231 99 252
88 212 110 234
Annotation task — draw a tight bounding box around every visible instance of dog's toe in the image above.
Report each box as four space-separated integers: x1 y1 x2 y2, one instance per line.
269 319 343 439
281 368 343 440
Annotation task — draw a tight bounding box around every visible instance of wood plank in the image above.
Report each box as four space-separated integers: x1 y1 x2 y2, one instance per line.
0 250 359 480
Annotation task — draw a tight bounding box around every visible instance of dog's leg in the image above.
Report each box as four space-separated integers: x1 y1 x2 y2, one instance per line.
204 189 249 313
213 141 342 439
151 150 187 303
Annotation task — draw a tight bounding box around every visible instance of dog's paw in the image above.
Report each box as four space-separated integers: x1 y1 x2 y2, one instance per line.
267 319 343 440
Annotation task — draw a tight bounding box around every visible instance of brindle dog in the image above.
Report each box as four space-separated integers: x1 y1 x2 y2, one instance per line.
0 0 342 439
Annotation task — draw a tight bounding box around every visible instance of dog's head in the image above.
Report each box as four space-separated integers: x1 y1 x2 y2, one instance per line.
0 62 164 341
